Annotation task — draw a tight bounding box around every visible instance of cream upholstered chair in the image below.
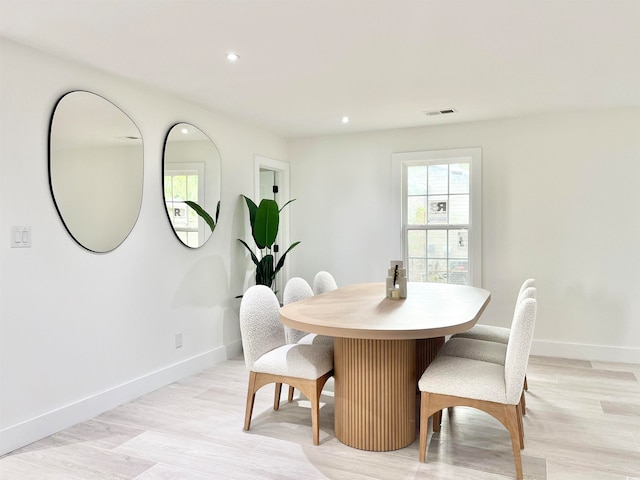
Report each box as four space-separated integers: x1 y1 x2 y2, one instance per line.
283 277 316 344
283 277 334 346
312 271 338 295
282 277 334 402
439 286 536 413
418 297 537 480
239 285 334 445
451 279 535 392
441 285 536 360
452 279 535 344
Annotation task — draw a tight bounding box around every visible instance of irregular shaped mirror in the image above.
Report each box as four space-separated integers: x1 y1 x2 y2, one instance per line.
163 123 221 248
49 91 144 253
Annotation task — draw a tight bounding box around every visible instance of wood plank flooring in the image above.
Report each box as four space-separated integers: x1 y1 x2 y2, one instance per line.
1 355 639 479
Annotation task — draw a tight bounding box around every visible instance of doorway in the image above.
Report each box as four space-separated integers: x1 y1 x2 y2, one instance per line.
254 155 291 297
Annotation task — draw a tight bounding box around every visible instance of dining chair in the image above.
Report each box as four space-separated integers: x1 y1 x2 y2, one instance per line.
418 297 537 480
283 277 316 344
239 285 334 445
451 279 535 393
438 286 536 413
312 271 338 295
283 277 335 348
282 277 334 402
451 279 535 345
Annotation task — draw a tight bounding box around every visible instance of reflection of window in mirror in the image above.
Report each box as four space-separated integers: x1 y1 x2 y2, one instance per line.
164 162 205 248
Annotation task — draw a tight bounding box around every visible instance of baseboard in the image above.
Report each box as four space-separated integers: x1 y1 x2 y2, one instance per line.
225 339 243 359
0 343 241 456
531 339 640 364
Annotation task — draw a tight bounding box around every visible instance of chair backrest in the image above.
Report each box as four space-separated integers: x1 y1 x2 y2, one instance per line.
239 285 286 370
504 297 537 404
283 277 314 343
517 279 535 302
517 285 536 304
283 277 314 305
313 271 338 295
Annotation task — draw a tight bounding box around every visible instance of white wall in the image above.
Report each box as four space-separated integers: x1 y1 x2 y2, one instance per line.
287 108 640 363
0 39 286 454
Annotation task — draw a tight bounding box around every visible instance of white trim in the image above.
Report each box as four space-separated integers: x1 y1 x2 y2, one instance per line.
0 343 240 456
531 339 640 364
392 147 482 286
254 155 290 206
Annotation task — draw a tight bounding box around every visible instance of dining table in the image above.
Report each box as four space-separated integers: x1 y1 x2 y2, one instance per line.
279 281 491 451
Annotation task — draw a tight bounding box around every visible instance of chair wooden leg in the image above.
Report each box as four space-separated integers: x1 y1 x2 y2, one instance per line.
292 370 333 446
273 383 282 411
516 401 525 449
524 375 528 391
433 409 442 432
418 392 526 479
504 404 524 480
520 389 526 416
243 370 332 445
310 379 321 445
419 392 430 462
244 371 258 431
288 385 295 402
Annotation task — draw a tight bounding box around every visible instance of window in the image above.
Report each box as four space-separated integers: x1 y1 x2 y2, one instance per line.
164 162 205 248
392 148 482 286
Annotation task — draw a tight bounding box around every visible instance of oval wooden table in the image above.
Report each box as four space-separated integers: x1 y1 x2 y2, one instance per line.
279 282 491 451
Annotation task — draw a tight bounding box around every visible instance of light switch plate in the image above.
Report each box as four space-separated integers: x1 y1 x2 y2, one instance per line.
10 226 31 248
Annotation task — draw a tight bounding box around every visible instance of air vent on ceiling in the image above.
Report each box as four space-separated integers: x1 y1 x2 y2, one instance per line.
424 108 457 116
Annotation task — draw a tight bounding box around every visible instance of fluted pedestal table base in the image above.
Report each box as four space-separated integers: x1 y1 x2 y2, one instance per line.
333 338 408 451
333 336 445 451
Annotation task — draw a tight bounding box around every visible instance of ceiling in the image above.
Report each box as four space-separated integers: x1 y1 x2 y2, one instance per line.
1 0 639 138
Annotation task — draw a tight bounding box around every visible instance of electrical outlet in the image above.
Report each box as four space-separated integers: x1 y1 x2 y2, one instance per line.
10 226 31 248
175 332 183 349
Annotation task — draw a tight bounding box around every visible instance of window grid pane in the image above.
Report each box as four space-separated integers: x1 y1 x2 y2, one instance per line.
407 196 427 225
449 163 470 194
405 159 471 285
407 165 427 195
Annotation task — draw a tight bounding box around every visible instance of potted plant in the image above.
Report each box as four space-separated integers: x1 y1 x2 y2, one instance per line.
238 195 300 289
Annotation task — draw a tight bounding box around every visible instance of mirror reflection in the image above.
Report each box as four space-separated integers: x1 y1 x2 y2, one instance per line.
163 123 221 248
49 91 144 253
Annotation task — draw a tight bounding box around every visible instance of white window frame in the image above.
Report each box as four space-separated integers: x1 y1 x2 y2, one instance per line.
391 148 482 287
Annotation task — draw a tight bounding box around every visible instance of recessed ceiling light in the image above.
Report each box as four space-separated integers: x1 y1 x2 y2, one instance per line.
226 52 240 62
341 116 350 124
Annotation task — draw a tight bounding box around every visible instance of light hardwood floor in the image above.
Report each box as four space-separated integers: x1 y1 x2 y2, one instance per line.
2 355 639 479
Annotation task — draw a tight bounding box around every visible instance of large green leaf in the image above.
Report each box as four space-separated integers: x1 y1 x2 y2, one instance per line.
256 255 274 287
278 198 296 213
253 199 279 249
185 200 216 232
241 195 258 228
238 239 260 266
